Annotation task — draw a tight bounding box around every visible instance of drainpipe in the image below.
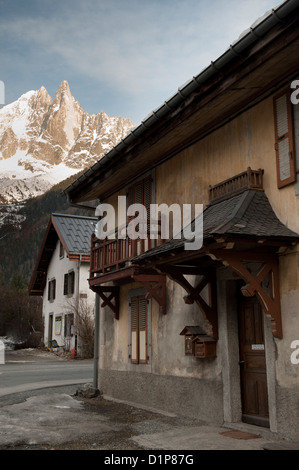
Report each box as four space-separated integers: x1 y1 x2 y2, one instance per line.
75 255 81 357
93 293 100 389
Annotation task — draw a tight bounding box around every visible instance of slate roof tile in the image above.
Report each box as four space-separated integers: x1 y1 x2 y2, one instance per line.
133 190 299 263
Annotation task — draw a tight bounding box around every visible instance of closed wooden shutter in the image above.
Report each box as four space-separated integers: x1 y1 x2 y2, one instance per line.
64 274 68 295
130 297 138 364
130 296 148 364
273 90 296 188
127 176 152 254
69 271 75 294
138 297 148 364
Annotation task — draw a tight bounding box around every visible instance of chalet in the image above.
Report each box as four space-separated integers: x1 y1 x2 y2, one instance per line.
29 213 96 356
65 0 299 440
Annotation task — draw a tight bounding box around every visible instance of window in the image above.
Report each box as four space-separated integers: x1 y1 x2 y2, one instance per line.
64 271 75 296
64 313 74 337
54 315 62 335
59 242 64 258
127 175 152 210
273 89 296 188
127 175 153 254
129 295 149 364
48 279 56 302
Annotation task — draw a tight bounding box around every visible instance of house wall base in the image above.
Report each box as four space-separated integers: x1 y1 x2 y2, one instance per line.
275 386 299 441
98 369 224 424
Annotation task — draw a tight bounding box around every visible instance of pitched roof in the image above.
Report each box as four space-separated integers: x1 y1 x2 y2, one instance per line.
132 190 299 263
52 213 96 256
28 213 97 296
64 0 299 204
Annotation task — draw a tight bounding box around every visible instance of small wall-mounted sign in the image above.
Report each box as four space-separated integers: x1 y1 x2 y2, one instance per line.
252 344 265 350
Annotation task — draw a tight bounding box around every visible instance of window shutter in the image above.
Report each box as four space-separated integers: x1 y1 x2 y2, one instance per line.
127 176 153 253
52 279 56 300
273 90 296 188
48 281 51 301
130 297 138 364
138 297 148 364
63 274 68 295
70 271 75 294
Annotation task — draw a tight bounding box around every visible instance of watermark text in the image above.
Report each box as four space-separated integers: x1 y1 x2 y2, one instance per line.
95 197 203 251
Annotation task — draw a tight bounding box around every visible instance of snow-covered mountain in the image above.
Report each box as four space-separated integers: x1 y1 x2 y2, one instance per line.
0 81 134 204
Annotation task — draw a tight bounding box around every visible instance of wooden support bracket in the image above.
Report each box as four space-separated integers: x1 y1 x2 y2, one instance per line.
92 286 120 320
159 265 218 339
132 274 166 314
209 250 282 338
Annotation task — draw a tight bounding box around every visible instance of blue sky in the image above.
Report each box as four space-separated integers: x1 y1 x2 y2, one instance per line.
0 0 280 125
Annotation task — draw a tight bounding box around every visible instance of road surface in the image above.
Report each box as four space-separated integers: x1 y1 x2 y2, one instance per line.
0 348 93 397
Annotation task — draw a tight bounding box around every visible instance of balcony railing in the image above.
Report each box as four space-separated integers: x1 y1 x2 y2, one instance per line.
209 167 264 204
90 219 162 277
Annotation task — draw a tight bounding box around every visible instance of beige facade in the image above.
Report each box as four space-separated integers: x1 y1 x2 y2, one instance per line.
65 2 299 441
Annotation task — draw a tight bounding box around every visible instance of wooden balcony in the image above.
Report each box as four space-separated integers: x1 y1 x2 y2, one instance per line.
209 167 264 204
89 219 167 318
90 219 162 278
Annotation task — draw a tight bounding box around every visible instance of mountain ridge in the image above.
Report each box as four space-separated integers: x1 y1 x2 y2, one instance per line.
0 80 134 204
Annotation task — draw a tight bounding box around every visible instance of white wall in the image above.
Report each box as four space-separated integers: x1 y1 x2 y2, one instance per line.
42 240 94 353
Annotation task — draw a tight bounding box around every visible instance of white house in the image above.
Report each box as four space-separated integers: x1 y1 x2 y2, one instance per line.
29 213 97 356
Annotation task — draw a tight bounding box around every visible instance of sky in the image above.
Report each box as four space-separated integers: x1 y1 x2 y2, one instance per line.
0 0 281 126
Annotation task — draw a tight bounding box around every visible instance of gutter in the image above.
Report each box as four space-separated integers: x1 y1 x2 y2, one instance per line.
65 0 299 201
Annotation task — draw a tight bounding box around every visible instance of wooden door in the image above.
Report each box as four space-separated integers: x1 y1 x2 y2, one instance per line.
239 297 269 427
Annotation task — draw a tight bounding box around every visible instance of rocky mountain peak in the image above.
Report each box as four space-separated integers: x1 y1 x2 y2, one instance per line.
0 82 135 204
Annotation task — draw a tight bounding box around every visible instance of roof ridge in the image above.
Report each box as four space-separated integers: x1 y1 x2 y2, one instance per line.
208 190 255 234
52 212 97 220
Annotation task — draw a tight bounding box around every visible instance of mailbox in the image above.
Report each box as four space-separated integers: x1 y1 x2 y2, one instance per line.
180 326 216 358
184 334 194 356
193 336 216 358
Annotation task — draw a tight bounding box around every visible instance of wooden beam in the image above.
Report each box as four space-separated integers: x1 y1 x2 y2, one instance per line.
209 250 282 338
91 286 120 319
159 265 218 339
132 274 166 315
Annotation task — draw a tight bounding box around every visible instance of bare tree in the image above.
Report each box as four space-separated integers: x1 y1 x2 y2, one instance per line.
64 298 95 358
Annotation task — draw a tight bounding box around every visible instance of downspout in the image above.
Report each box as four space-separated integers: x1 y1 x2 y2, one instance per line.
93 293 100 389
76 255 81 357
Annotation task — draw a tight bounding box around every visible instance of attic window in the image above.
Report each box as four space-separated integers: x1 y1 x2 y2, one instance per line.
59 242 64 258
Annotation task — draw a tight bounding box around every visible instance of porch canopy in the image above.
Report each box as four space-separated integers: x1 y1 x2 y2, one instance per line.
131 187 299 340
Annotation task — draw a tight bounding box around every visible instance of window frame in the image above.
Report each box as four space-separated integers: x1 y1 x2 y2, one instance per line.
48 278 56 302
63 271 75 296
128 288 151 366
126 172 155 254
273 88 296 188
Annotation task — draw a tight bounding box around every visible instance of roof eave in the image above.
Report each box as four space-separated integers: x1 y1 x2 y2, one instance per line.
64 0 299 203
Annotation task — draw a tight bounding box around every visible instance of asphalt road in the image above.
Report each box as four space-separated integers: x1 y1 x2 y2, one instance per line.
0 348 297 452
0 348 93 397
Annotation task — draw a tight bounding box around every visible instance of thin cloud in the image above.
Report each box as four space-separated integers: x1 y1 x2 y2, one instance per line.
0 0 280 122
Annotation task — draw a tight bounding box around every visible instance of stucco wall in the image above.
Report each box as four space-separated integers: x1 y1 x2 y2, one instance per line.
97 89 299 435
43 240 94 351
155 94 299 234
